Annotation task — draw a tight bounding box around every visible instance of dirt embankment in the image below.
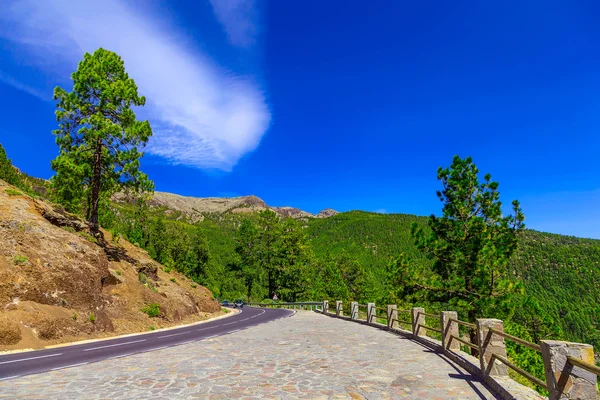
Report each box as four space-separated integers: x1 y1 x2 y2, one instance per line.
0 180 221 351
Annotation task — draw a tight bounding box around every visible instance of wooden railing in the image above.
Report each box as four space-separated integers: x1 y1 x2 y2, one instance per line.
246 302 323 311
318 300 599 399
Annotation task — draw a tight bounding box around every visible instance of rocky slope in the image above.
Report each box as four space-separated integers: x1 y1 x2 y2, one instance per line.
116 191 338 222
0 180 221 351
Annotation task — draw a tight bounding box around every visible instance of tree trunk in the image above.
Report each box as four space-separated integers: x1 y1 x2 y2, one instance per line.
468 309 480 357
89 140 103 232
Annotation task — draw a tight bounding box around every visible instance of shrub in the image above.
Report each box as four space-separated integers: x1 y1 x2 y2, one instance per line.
149 325 156 331
170 278 176 283
191 284 197 289
89 312 96 323
138 272 148 285
163 266 172 274
5 189 22 196
12 255 28 265
72 312 78 321
115 270 122 276
141 303 161 318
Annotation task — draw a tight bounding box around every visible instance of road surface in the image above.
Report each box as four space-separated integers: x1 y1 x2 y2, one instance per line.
0 306 293 381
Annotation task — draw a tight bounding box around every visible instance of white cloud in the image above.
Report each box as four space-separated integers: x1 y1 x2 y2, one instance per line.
209 0 259 48
0 0 271 171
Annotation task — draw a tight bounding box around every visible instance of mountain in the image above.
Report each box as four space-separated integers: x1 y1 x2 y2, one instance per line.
115 191 338 221
0 179 221 351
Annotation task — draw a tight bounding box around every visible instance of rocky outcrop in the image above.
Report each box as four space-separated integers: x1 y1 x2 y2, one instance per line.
316 208 339 218
115 191 338 221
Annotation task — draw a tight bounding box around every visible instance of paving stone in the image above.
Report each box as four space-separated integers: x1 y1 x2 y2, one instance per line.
0 312 500 399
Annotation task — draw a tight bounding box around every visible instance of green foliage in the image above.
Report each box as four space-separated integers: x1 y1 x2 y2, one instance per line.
115 270 122 276
5 189 22 196
12 255 29 265
51 48 153 230
149 325 156 331
0 143 21 186
170 278 176 283
89 312 96 323
410 156 525 322
140 303 161 318
72 312 78 321
138 272 148 285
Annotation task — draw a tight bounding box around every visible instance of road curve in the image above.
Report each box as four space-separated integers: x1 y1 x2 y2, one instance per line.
0 307 294 381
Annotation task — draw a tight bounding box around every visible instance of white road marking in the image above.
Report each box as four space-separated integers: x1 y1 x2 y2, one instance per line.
50 362 88 371
0 376 20 381
0 353 62 365
222 321 237 326
178 341 194 346
83 339 146 352
203 335 218 339
112 353 134 359
250 310 266 319
196 326 218 332
227 329 241 334
239 318 249 322
149 346 168 351
158 331 190 339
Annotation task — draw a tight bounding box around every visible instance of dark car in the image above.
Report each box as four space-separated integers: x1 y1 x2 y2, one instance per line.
234 299 244 308
221 300 230 307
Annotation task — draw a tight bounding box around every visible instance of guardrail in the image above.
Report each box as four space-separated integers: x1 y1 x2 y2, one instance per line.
319 300 599 399
246 302 323 311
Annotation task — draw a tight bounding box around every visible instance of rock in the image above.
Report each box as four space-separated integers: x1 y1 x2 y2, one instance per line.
0 317 21 345
41 207 87 232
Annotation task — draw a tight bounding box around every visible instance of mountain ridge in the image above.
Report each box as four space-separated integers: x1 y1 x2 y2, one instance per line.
115 191 339 222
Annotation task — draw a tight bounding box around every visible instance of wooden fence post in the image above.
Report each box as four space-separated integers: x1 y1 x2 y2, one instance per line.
323 300 329 314
335 301 343 316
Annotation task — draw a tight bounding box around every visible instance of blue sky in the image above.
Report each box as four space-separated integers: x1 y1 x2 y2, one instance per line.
0 1 599 239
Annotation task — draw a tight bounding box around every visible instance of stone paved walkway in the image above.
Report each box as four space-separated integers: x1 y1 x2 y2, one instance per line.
0 311 499 399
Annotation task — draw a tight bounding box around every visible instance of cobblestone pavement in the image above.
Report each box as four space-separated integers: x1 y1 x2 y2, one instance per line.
0 311 499 399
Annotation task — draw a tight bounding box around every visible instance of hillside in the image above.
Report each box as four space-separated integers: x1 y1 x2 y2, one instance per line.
306 211 600 349
0 179 221 351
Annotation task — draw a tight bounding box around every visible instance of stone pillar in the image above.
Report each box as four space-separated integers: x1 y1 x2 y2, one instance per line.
323 300 329 314
412 307 425 337
477 319 508 377
367 303 376 323
350 302 358 320
335 301 343 317
541 340 598 400
387 305 398 329
441 311 459 351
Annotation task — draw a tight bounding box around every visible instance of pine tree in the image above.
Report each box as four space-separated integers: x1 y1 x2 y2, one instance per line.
51 48 153 232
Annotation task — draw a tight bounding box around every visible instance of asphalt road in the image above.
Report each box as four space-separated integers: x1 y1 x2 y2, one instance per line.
0 307 294 381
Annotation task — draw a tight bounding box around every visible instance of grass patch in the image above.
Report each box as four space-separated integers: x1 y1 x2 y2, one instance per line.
141 303 161 318
191 283 197 288
138 272 148 285
89 312 96 323
62 226 76 233
78 231 98 244
115 270 122 276
72 312 78 321
5 189 23 196
149 325 156 331
170 278 176 283
222 308 230 314
12 255 28 265
163 266 172 274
